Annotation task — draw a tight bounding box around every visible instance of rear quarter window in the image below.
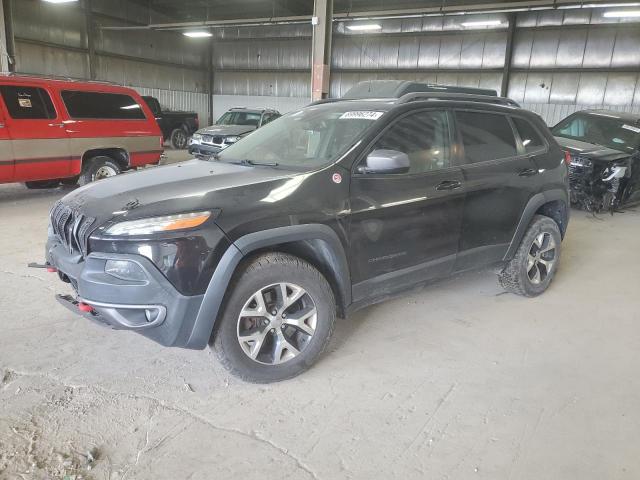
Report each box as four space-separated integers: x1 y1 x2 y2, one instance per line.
61 90 146 120
0 85 56 119
512 117 546 154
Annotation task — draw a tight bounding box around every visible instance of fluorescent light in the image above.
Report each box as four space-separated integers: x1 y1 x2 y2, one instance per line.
603 9 640 17
347 24 382 31
183 31 213 38
460 19 504 28
42 0 78 3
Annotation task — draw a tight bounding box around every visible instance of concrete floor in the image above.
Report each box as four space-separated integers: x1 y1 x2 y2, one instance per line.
1 150 639 479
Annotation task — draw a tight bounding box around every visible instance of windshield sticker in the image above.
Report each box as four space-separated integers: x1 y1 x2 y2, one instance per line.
622 124 640 134
339 111 384 120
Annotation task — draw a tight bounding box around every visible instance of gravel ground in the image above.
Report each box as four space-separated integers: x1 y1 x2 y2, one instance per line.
1 150 639 479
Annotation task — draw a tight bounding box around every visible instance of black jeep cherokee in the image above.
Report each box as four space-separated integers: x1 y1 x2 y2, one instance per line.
45 87 569 383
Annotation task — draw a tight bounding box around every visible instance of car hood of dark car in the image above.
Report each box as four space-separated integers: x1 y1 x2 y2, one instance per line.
554 136 631 162
198 124 257 136
59 159 295 227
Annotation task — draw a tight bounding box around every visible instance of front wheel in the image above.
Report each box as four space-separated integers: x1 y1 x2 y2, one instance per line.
212 253 336 383
170 127 188 149
499 215 562 297
78 156 121 186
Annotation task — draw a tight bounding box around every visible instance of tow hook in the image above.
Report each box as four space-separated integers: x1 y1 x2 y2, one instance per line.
28 262 57 272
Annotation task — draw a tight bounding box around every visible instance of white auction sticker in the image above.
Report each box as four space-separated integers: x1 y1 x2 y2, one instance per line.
622 124 640 133
339 111 384 120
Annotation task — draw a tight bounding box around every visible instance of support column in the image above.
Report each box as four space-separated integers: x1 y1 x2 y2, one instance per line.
207 38 214 126
501 13 516 97
1 0 15 72
311 0 332 101
85 0 96 79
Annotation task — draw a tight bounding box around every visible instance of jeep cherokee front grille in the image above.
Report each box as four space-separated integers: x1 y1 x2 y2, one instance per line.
50 201 96 256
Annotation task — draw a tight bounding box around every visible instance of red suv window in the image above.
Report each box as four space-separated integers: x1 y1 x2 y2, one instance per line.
61 90 146 120
0 85 56 119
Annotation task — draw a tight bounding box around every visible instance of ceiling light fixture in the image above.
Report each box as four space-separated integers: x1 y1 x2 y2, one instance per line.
346 24 382 31
603 9 640 17
183 31 213 38
460 19 504 28
42 0 78 3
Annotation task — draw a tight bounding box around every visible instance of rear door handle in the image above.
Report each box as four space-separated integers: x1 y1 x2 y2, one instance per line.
518 168 538 177
48 122 65 128
436 180 462 191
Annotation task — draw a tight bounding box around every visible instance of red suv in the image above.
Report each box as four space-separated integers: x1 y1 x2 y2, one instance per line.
0 74 163 188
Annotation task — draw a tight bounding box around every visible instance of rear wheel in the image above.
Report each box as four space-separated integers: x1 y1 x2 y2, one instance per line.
212 253 336 383
170 127 188 149
499 215 562 297
78 156 121 186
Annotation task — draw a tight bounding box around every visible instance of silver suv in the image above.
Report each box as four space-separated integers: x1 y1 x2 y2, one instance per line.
188 107 280 157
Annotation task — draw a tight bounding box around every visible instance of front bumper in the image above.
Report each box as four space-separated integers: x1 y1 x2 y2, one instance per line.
46 237 205 348
188 143 223 157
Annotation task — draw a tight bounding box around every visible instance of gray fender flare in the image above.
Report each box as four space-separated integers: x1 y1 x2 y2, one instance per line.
184 224 351 349
503 188 569 261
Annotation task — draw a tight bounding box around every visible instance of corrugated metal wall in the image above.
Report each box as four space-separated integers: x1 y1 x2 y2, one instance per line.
8 2 640 126
212 8 640 125
10 0 209 121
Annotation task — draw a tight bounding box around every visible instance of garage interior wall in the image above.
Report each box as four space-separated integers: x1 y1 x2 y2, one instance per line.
7 2 640 127
213 7 640 125
9 0 210 123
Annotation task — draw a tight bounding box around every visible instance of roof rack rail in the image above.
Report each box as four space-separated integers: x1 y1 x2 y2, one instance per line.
397 92 520 107
2 72 118 86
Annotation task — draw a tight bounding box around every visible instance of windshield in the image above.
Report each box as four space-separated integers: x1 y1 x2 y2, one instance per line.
552 113 640 153
217 111 261 127
217 104 385 169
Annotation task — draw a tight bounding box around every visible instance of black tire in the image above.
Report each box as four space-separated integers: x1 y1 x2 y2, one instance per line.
212 253 336 383
78 156 121 186
170 127 188 149
24 180 60 189
499 215 562 297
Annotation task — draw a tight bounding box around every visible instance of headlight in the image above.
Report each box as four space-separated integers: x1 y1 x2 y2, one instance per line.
225 136 240 144
191 133 202 144
104 211 211 236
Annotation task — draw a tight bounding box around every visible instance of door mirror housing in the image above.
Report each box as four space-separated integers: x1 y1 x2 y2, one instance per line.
359 149 410 174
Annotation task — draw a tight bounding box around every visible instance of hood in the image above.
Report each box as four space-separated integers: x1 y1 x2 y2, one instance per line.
554 136 630 163
60 159 292 226
198 124 256 136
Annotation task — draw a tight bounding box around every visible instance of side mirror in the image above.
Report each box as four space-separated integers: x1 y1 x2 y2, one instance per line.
359 149 410 174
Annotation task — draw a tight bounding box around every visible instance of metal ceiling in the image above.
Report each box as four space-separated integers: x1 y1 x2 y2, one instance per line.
132 0 640 26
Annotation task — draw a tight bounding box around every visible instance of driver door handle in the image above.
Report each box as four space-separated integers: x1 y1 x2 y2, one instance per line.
518 168 538 177
48 122 65 128
436 180 462 191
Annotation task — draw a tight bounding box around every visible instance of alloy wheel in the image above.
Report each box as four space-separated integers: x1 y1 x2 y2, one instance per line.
173 130 187 149
237 283 317 365
527 232 557 284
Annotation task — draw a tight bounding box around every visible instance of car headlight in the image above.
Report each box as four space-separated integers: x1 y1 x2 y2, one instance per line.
191 133 202 144
225 136 240 144
104 211 211 236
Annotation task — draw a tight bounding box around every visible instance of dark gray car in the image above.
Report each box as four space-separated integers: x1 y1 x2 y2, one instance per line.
188 107 280 157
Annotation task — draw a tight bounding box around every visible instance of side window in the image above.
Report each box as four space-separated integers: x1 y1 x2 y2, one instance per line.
456 111 517 163
261 113 278 126
369 110 451 174
0 85 56 119
512 117 546 154
61 90 145 120
554 116 585 138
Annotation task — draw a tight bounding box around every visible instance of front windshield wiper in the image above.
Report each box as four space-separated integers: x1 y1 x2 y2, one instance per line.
234 159 279 167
